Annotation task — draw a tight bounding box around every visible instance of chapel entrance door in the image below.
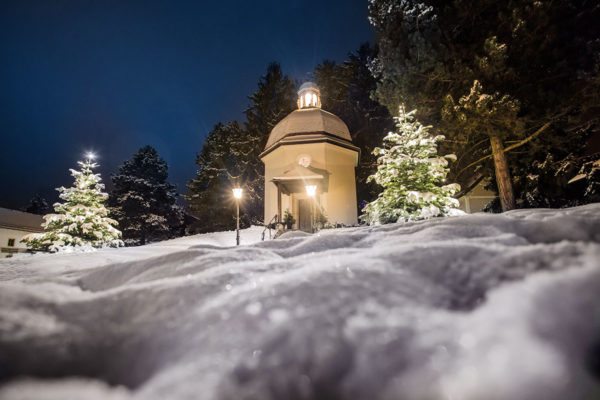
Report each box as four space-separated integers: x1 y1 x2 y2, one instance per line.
298 199 313 233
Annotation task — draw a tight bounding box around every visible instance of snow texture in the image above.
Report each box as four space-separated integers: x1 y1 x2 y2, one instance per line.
1 206 600 400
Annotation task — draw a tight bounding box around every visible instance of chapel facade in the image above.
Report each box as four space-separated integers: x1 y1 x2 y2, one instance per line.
260 82 359 231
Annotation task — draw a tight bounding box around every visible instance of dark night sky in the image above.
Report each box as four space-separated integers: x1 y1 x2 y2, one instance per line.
0 0 373 209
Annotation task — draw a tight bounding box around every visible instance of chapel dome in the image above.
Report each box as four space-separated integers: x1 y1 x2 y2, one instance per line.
299 81 319 92
265 108 352 149
264 82 352 150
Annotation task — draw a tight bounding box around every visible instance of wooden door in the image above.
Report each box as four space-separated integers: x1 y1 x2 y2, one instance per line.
298 199 313 232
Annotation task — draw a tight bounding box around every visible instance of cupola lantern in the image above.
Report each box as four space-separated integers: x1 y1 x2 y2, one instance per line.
297 82 321 109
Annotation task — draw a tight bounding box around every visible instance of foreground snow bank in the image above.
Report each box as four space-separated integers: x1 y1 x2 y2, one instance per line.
0 206 599 400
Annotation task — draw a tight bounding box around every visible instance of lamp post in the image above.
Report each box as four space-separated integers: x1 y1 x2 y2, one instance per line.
305 185 317 233
232 187 243 245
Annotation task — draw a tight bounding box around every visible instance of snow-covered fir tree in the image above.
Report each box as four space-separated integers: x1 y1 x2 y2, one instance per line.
362 107 461 225
109 146 184 245
23 159 123 252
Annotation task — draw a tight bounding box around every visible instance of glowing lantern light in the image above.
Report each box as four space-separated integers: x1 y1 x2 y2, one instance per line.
305 185 317 197
232 187 243 245
232 187 243 200
297 82 321 109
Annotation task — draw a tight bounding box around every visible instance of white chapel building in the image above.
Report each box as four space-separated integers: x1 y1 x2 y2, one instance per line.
260 82 360 231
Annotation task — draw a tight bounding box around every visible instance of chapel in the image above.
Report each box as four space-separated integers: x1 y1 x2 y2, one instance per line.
260 82 359 231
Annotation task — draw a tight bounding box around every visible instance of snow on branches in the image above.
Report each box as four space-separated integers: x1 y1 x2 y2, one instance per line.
22 159 123 252
362 106 462 224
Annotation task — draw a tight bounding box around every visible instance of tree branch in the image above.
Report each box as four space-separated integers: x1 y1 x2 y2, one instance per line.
455 121 552 179
454 172 485 198
503 121 552 152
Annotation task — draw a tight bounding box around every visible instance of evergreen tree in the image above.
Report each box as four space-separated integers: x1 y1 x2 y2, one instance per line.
187 122 247 233
23 159 123 252
368 0 600 209
24 194 50 215
243 63 296 223
109 146 184 245
187 63 295 232
315 44 394 205
362 107 460 224
442 80 522 210
519 153 600 208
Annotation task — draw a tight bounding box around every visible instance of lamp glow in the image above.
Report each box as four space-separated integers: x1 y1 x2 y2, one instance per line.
232 187 243 246
297 82 321 109
85 152 96 160
305 185 317 197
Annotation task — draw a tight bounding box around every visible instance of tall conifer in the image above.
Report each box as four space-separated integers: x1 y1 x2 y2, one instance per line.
243 63 296 223
109 146 183 245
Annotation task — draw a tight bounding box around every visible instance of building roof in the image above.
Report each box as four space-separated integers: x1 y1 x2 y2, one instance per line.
298 81 319 92
260 132 361 160
271 165 329 195
264 108 352 150
272 164 327 181
0 208 44 232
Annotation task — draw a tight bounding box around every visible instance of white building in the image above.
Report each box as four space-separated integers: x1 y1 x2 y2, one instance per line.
458 181 497 213
261 82 360 231
0 208 43 257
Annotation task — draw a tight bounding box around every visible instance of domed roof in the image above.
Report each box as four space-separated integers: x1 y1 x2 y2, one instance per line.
264 108 352 149
299 81 319 92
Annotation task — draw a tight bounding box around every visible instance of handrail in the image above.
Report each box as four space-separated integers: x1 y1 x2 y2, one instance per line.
261 214 278 241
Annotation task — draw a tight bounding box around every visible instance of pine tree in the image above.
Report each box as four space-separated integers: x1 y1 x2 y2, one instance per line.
442 80 522 211
186 122 246 233
362 107 461 225
187 63 295 232
23 159 123 252
109 146 184 245
315 44 394 205
24 194 50 215
368 0 600 209
518 153 600 208
243 63 296 223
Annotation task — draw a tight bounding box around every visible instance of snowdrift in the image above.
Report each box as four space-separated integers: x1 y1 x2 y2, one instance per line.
0 207 599 400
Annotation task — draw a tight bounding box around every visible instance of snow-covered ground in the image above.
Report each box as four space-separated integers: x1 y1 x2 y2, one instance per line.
0 206 599 400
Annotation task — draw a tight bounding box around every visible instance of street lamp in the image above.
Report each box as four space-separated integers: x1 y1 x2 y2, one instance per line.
305 185 317 233
232 187 243 245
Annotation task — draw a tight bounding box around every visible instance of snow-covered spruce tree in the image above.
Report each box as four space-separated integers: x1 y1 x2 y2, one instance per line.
109 146 184 245
361 107 461 225
23 159 123 252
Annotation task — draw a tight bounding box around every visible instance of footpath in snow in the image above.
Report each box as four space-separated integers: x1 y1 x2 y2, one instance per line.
0 205 599 400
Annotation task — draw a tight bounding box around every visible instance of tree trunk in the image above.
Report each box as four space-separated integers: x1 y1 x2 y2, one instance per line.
489 135 516 211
